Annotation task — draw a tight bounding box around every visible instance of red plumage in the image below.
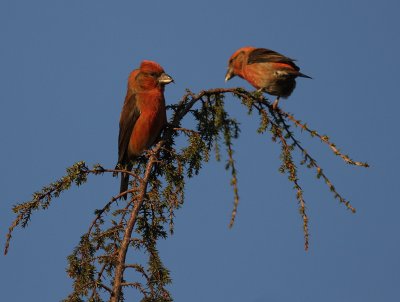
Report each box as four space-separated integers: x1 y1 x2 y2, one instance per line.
225 46 311 106
116 60 173 199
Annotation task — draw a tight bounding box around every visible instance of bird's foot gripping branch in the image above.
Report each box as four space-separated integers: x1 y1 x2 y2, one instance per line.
4 88 368 301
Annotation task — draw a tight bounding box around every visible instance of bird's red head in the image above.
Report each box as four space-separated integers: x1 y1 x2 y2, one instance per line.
225 46 256 82
140 60 165 75
131 60 174 91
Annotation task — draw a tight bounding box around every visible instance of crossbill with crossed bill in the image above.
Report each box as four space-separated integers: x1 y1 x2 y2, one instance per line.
225 46 311 108
116 60 173 199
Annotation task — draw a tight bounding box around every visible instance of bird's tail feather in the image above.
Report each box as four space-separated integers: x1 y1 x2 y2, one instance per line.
119 162 133 200
298 72 312 79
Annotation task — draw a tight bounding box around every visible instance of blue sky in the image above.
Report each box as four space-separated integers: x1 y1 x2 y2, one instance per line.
1 1 399 301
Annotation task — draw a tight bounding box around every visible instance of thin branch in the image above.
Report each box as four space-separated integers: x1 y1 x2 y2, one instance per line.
275 110 356 213
124 264 151 284
226 131 240 228
87 187 139 236
110 142 163 302
278 109 369 167
121 282 143 287
4 165 139 255
173 127 200 136
99 283 113 293
273 114 309 250
90 262 113 299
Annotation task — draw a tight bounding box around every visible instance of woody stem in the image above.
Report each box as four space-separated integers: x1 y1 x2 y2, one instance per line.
110 142 162 302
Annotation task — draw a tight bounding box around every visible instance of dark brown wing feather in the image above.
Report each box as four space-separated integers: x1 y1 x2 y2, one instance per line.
119 161 133 199
116 92 140 200
247 48 300 71
117 93 140 165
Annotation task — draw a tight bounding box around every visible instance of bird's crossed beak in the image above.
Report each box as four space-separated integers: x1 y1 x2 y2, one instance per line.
158 73 174 84
225 68 235 82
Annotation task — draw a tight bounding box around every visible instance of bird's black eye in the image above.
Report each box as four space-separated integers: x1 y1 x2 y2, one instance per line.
149 72 158 77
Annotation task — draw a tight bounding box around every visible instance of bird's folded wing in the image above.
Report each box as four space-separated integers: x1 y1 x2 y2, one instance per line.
117 92 140 164
247 48 299 71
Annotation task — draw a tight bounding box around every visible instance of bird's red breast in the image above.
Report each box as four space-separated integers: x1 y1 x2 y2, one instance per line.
127 89 166 156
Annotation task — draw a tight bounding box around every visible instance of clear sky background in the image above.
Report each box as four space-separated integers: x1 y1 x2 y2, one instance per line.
1 1 399 301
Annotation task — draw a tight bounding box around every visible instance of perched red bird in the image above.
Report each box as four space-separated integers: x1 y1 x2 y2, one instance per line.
225 46 311 108
116 60 173 199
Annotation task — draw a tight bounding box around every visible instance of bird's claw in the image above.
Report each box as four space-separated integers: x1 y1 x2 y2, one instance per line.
272 99 280 110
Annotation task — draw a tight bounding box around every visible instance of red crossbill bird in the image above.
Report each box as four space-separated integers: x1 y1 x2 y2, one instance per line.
116 60 173 199
225 46 311 108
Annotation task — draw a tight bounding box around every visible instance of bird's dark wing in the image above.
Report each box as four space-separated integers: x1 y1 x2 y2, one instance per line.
117 92 140 165
247 48 300 71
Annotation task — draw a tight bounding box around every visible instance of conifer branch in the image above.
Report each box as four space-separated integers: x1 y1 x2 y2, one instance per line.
279 109 369 167
111 142 163 302
4 87 368 301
